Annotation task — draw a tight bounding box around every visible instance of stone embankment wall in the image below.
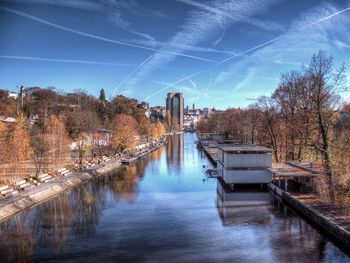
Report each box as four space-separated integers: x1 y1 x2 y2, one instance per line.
268 183 350 249
282 192 350 249
0 142 166 222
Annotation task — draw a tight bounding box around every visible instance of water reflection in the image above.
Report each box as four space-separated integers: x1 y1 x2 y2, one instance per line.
34 194 73 251
216 179 271 225
166 135 184 170
0 134 349 262
0 215 35 263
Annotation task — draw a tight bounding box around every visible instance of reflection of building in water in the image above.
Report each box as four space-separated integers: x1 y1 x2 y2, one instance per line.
166 135 184 169
216 178 272 225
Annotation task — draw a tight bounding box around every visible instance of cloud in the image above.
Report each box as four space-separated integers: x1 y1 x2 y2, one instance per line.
216 3 350 66
100 0 159 41
334 40 350 49
145 1 350 105
211 1 350 101
0 6 214 63
153 79 210 99
124 38 236 55
0 55 136 67
7 0 167 42
143 72 202 101
213 2 350 79
233 67 256 92
176 0 285 33
3 0 103 10
129 0 282 94
112 55 153 97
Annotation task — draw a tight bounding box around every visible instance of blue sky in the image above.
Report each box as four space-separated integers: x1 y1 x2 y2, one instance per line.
0 0 350 109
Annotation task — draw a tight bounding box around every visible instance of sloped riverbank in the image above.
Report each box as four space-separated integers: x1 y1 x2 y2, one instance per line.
0 141 166 222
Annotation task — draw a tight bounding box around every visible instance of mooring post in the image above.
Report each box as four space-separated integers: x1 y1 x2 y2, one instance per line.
279 175 281 188
285 176 288 192
273 173 275 184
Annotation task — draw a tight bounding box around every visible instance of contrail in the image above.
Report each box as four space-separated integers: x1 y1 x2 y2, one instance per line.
0 6 215 63
143 71 202 101
306 6 350 26
112 55 153 98
215 6 350 66
0 55 136 67
215 36 282 66
143 6 350 100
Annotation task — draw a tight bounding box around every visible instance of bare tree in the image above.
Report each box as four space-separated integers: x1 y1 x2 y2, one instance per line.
306 50 346 202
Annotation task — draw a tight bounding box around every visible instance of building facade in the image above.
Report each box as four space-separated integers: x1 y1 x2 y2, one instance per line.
166 92 184 129
217 145 273 184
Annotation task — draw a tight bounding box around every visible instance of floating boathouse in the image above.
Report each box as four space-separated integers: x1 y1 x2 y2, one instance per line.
217 145 273 185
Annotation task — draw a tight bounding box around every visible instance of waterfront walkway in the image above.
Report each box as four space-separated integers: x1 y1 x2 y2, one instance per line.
292 193 350 233
0 139 167 222
203 146 218 164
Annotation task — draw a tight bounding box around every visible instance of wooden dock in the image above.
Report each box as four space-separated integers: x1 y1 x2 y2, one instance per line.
203 146 218 165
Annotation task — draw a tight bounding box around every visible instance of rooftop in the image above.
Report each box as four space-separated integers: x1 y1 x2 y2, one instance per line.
218 144 273 153
268 163 316 177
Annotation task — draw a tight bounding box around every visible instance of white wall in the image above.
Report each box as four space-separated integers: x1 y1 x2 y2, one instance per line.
222 169 272 184
217 149 223 163
224 153 272 168
217 161 223 178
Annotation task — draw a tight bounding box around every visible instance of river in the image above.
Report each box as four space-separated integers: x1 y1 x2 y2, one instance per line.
0 133 349 262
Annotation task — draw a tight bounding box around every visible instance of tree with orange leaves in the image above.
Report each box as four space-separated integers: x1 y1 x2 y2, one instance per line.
6 113 32 182
111 114 139 154
43 114 71 172
156 121 165 136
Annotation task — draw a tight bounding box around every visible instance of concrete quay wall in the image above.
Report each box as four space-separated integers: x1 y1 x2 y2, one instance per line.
268 183 350 249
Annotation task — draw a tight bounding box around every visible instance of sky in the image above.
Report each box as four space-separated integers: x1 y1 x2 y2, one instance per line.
0 0 350 109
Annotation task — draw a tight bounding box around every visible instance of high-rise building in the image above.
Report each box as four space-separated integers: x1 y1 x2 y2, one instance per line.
166 92 184 129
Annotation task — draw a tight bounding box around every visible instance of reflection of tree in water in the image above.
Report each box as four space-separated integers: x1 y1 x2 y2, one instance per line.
33 193 73 252
0 215 35 263
148 146 164 162
269 201 327 262
109 162 146 203
70 183 106 240
108 148 164 203
0 146 165 260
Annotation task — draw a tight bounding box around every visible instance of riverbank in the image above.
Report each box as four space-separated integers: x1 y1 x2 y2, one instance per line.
203 146 218 165
0 140 167 222
268 183 350 250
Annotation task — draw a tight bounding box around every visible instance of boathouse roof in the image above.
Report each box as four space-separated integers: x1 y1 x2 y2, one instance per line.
218 144 273 153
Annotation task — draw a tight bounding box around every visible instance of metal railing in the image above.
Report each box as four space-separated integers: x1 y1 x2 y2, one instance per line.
0 140 167 208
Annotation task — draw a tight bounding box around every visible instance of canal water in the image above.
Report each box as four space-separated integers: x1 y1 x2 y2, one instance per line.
0 133 349 262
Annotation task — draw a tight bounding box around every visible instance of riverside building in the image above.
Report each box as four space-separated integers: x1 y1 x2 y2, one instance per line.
217 145 273 185
166 92 184 129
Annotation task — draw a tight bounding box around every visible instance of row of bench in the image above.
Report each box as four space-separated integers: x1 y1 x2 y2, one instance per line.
0 167 74 198
83 156 111 169
0 156 113 198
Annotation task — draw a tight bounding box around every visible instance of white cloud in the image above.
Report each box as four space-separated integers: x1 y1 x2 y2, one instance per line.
0 6 213 63
176 0 285 33
233 67 256 92
128 0 282 93
5 0 103 10
213 2 350 90
0 55 136 67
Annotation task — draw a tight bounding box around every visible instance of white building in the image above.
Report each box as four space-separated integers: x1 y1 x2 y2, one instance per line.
217 145 273 184
0 116 16 123
8 92 18 99
183 115 200 130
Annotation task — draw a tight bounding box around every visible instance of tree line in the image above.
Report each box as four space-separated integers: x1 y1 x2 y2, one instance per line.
0 88 169 184
198 51 349 208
